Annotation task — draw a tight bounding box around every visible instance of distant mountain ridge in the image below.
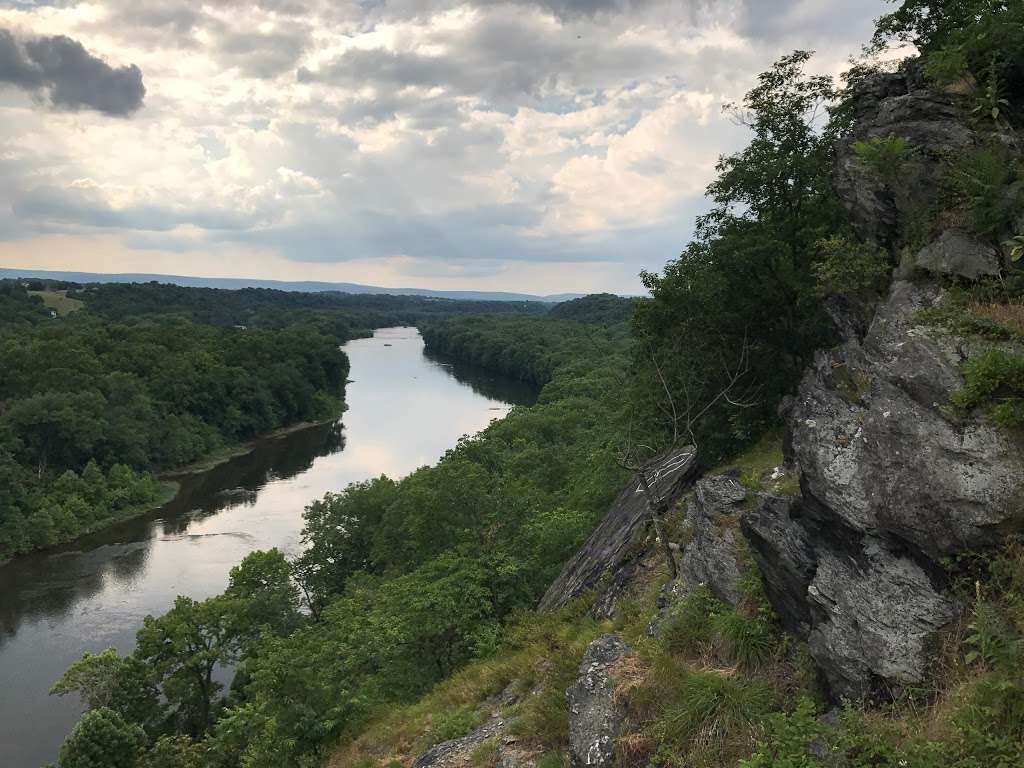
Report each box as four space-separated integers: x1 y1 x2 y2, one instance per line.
0 267 585 303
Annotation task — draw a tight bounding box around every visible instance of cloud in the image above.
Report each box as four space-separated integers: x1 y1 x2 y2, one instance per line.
0 0 894 293
0 28 145 115
212 20 312 78
299 8 671 108
12 185 257 232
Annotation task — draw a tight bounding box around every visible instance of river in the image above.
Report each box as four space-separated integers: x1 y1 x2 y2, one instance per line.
0 327 536 768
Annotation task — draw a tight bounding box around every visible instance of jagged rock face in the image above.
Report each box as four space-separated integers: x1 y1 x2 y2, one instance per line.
753 277 1024 699
790 280 1024 560
743 496 957 699
539 448 698 613
566 635 630 768
806 537 956 698
679 475 748 606
915 229 1002 280
742 495 817 634
834 68 978 248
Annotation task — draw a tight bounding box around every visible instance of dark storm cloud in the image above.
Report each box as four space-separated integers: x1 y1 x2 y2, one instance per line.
0 29 145 115
735 0 881 44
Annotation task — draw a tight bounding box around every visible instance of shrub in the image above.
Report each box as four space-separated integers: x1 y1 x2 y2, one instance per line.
944 145 1022 239
425 705 485 746
644 669 774 764
712 611 778 670
951 348 1024 430
659 588 724 657
812 236 891 296
852 134 917 185
739 697 826 768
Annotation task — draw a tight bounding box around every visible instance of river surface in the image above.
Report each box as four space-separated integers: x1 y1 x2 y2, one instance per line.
0 327 536 768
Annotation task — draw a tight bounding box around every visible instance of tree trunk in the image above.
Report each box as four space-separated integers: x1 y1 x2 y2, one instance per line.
637 469 678 580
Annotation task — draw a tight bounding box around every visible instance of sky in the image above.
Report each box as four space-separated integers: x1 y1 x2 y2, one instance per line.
0 0 892 295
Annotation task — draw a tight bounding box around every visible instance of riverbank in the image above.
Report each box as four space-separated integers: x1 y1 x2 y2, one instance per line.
0 411 346 567
162 411 346 478
0 479 180 568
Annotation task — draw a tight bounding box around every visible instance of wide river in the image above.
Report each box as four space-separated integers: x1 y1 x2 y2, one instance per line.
0 327 536 768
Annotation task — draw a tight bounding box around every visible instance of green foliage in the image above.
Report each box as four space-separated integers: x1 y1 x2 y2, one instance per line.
944 144 1022 239
660 587 721 657
425 705 485 746
874 2 1024 117
852 134 917 184
135 595 238 736
57 708 145 768
812 236 891 297
627 659 775 766
50 649 163 733
634 51 841 462
1003 235 1024 263
420 314 628 387
547 293 637 325
712 611 778 670
951 348 1024 429
137 736 203 768
0 311 351 558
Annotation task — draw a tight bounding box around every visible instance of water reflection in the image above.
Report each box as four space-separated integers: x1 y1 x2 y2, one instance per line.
423 350 538 407
0 327 533 768
0 421 345 645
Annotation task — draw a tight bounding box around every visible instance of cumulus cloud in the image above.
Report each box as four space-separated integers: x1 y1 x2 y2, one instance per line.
0 0 892 293
0 28 145 115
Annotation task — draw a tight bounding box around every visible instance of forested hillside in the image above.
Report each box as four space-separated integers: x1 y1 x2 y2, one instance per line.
0 282 351 559
73 282 546 335
0 280 547 560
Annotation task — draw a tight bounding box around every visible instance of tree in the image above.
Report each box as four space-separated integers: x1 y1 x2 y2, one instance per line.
135 596 237 736
224 548 302 648
634 51 840 461
57 708 145 768
50 649 163 732
293 478 399 618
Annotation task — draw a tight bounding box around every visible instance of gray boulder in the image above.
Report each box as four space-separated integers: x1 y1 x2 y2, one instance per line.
915 229 1001 280
679 475 748 606
742 495 957 699
539 447 698 612
741 495 817 634
806 538 956 699
753 276 1024 700
567 635 631 768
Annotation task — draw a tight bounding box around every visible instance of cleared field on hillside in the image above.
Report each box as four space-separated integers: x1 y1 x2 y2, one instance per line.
29 290 84 316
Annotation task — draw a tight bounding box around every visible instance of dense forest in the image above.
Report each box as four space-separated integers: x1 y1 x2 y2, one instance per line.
0 281 546 560
71 282 546 337
41 2 1024 768
0 282 351 559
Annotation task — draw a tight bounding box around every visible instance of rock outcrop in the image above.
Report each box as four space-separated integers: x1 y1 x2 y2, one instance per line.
539 447 698 613
742 273 1024 698
791 280 1024 561
678 474 748 606
735 66 1024 700
744 494 957 698
833 65 978 248
915 229 1002 280
566 635 630 768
